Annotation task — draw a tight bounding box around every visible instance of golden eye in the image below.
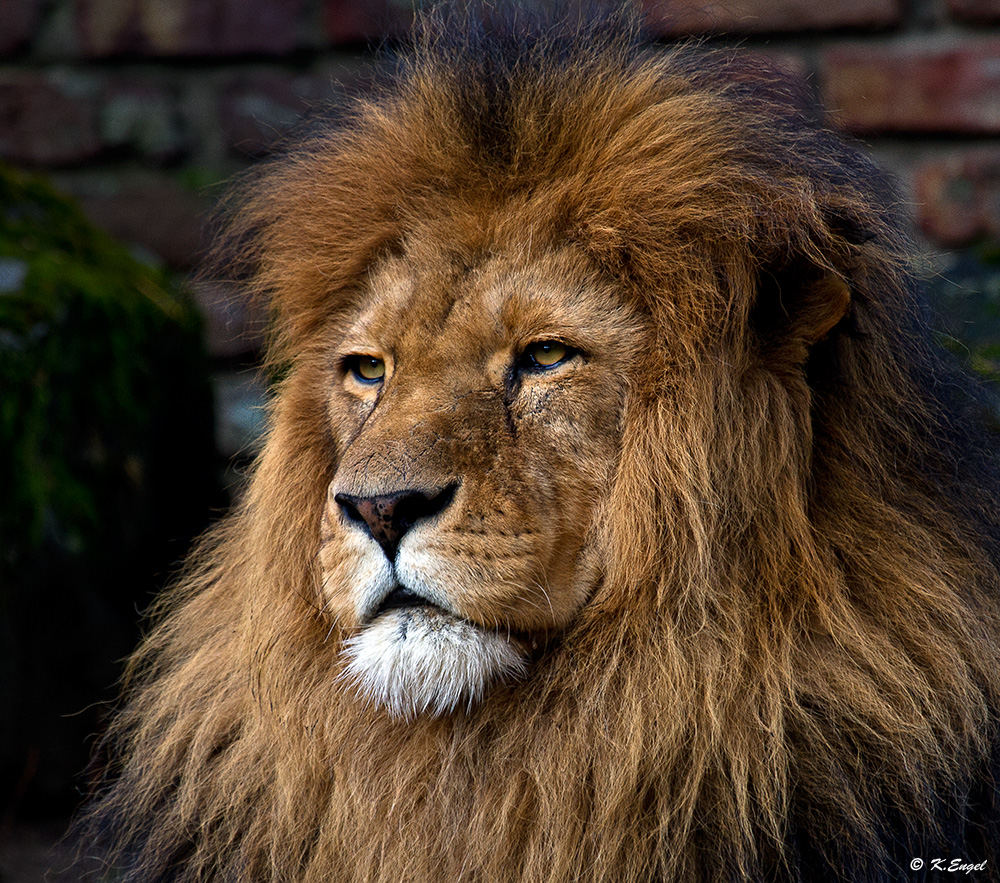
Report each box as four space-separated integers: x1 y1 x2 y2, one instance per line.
523 341 570 369
348 355 385 383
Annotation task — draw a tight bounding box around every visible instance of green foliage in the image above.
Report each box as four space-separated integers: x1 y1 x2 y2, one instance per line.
0 162 218 813
929 250 1000 386
0 163 212 575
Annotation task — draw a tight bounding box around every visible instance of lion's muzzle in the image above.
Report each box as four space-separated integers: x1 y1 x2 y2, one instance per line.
334 483 458 561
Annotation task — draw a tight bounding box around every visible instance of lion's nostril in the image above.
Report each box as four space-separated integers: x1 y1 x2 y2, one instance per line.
335 494 365 526
335 483 458 560
396 483 456 531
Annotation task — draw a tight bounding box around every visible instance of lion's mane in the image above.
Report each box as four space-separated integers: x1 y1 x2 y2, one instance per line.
82 7 1000 882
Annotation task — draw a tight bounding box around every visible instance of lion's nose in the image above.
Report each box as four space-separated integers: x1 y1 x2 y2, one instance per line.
334 484 457 560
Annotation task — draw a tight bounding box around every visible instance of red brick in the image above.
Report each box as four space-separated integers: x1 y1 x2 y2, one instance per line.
101 81 187 162
822 40 1000 134
643 0 902 36
746 50 811 83
219 73 325 157
75 0 305 58
62 173 213 269
949 0 1000 23
324 0 413 45
219 67 372 157
0 73 101 166
0 0 40 54
914 150 1000 247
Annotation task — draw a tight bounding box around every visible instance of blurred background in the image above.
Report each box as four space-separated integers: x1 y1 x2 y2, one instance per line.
2 0 1000 879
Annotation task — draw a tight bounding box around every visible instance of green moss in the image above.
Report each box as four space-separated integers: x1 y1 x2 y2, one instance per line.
0 164 213 574
0 163 219 813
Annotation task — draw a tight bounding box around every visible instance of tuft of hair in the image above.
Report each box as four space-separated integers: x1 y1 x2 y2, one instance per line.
341 610 529 719
78 4 1000 882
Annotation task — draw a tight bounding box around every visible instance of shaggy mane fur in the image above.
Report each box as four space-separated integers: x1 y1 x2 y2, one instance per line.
81 7 1000 882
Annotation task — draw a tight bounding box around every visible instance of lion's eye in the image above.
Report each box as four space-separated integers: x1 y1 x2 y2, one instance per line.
521 341 571 371
346 355 386 383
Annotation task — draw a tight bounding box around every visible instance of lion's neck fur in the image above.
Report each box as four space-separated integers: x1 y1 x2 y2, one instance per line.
89 361 1000 883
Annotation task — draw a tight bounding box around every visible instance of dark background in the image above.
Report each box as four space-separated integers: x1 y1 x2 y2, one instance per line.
2 0 1000 879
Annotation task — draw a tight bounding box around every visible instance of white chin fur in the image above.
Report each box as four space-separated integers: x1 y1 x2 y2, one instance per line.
342 608 528 719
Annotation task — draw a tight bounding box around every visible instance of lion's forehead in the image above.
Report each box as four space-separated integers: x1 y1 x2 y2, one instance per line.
350 247 642 368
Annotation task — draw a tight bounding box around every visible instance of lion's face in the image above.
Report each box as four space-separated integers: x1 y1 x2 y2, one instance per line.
318 240 645 717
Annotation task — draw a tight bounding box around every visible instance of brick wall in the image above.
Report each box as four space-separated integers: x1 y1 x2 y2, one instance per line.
3 0 999 454
643 0 1000 248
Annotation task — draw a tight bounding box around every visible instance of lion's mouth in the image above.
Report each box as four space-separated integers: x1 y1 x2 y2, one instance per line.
371 585 540 649
375 585 438 616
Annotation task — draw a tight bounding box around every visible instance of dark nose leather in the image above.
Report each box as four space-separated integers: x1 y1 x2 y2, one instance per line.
335 484 457 560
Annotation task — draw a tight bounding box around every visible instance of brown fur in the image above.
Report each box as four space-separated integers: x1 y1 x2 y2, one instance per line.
83 8 1000 882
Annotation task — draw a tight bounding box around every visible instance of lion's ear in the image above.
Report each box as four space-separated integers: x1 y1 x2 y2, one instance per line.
750 259 851 361
788 271 851 345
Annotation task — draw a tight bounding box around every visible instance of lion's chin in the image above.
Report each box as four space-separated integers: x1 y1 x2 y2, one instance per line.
341 607 529 719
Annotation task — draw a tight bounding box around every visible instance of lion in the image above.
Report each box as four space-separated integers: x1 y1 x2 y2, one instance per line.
81 6 1000 882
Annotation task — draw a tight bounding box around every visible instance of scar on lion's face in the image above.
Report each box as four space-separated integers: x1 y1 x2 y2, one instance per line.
317 244 647 717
